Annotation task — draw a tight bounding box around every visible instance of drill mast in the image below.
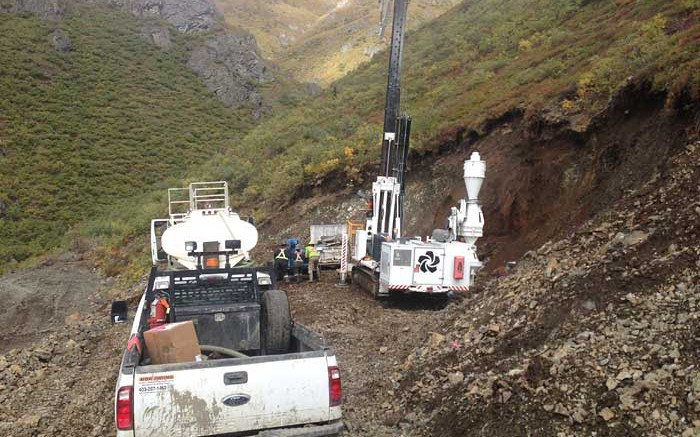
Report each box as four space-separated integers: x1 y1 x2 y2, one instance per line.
372 0 411 240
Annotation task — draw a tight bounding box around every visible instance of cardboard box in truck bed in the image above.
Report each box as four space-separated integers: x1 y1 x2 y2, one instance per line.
143 321 201 364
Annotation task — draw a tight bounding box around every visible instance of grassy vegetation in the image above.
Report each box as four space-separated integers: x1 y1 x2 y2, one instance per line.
214 0 700 219
215 0 460 84
2 0 698 278
0 5 254 271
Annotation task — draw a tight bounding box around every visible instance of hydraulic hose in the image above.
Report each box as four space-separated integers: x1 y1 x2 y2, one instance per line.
199 344 248 358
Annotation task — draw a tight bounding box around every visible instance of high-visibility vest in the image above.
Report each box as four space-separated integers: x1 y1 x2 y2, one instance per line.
275 249 288 260
306 246 320 258
294 252 304 262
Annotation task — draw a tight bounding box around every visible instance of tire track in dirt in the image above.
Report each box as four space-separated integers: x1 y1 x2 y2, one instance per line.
286 275 457 436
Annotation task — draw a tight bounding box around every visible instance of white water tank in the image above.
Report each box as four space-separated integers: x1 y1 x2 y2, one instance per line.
161 211 258 267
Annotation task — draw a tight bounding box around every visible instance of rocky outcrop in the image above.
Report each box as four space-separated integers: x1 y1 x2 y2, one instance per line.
113 0 275 111
0 0 65 19
119 0 219 33
187 31 272 111
2 0 214 34
51 28 72 52
139 22 172 49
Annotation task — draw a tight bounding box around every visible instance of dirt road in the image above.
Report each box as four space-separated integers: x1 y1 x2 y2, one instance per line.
286 276 455 436
0 262 449 437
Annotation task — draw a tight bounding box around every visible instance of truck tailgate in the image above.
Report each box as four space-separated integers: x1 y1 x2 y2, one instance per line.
133 355 332 437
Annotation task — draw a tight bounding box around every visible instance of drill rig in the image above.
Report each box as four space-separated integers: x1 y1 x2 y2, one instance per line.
350 0 486 298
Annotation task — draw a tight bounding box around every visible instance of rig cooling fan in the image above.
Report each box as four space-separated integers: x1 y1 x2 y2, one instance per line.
418 251 440 273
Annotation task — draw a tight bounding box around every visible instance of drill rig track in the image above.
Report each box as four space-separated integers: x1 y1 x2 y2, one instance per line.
351 266 380 298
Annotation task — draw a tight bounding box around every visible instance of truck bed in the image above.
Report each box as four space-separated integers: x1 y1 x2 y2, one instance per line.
116 281 342 437
117 322 342 437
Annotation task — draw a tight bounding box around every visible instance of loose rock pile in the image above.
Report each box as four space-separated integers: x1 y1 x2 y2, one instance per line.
0 307 129 437
391 142 700 436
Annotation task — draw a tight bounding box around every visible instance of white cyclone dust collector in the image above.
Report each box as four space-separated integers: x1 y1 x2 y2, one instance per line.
454 151 486 244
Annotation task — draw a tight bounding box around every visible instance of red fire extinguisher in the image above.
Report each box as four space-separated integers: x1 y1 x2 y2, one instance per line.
148 292 170 329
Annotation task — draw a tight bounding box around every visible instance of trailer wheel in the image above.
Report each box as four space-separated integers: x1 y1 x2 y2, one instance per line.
261 290 291 354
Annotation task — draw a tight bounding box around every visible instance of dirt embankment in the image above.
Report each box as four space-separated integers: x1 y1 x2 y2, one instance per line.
256 82 698 277
0 255 109 353
402 82 697 271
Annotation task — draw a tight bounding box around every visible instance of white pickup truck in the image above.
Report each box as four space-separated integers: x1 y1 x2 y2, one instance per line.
113 265 343 437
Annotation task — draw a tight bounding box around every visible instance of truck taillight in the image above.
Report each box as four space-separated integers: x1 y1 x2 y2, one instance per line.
328 366 342 407
116 386 133 430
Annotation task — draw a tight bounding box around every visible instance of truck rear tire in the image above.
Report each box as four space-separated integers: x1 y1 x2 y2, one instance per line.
261 290 291 354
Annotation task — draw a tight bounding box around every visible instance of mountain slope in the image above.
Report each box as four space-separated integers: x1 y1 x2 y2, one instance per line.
215 0 460 84
0 4 253 268
210 0 699 214
214 0 333 57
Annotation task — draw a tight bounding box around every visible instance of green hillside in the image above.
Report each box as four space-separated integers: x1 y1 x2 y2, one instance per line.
213 0 700 217
215 0 460 84
2 0 698 276
0 5 253 269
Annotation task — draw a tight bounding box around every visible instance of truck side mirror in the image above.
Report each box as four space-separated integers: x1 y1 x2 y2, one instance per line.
111 300 128 324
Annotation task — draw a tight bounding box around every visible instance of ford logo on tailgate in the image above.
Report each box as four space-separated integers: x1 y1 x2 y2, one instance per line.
223 394 251 407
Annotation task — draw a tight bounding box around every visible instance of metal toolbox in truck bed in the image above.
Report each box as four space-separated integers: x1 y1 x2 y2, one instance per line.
169 269 261 351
